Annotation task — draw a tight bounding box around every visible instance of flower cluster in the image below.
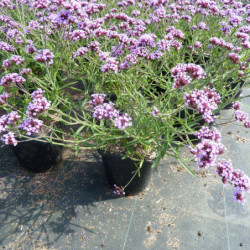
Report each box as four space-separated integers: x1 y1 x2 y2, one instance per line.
152 107 159 117
1 132 18 146
93 102 117 120
233 101 250 128
193 126 221 142
215 160 250 204
18 118 43 136
171 63 205 88
113 184 125 197
2 55 25 68
189 140 225 169
0 0 249 204
90 93 132 130
0 92 9 104
0 111 21 145
0 41 14 52
184 88 221 123
0 73 26 86
89 93 106 106
34 49 54 65
26 89 51 118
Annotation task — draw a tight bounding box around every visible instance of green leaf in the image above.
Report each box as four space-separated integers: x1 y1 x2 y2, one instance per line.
177 158 195 176
75 125 85 136
151 140 168 168
75 143 80 156
0 86 4 94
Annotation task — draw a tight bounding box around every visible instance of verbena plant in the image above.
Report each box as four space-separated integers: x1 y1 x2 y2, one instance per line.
0 0 249 201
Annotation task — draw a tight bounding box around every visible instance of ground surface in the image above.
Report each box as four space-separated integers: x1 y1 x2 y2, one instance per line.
0 89 250 250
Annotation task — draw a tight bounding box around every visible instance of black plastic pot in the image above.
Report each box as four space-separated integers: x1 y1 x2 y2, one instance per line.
10 138 64 173
98 150 153 195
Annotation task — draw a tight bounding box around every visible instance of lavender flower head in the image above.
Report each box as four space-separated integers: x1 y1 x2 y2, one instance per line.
189 140 225 169
193 126 221 142
114 113 132 130
1 132 18 146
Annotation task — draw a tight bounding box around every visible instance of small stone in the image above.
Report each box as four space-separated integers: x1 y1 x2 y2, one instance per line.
163 207 167 210
147 225 153 232
198 231 203 236
240 243 244 247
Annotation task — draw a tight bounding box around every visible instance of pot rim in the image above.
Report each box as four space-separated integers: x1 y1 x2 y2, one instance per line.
97 149 155 163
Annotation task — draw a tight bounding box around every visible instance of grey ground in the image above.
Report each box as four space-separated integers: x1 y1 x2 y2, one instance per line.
1 89 250 250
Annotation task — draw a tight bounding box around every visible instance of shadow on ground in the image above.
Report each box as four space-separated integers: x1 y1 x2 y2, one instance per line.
0 146 116 249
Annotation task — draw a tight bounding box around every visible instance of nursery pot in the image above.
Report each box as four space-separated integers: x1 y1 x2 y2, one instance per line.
98 150 153 195
10 137 64 173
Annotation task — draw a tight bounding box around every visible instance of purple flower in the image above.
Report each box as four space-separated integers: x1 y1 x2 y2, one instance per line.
171 63 205 88
233 190 245 204
235 110 248 122
0 41 14 52
232 101 242 110
215 159 233 185
231 169 250 193
71 47 88 59
198 22 207 30
26 44 37 54
101 57 118 74
69 30 86 42
189 140 225 169
89 93 106 106
0 73 26 86
34 49 54 64
193 126 221 142
33 0 50 9
114 113 132 130
0 92 9 104
20 68 31 75
184 88 220 123
2 59 11 68
152 107 159 117
89 41 100 52
113 184 125 197
6 111 21 124
244 121 250 128
1 132 18 146
26 97 51 118
228 53 241 64
19 118 43 135
9 55 25 65
0 115 8 133
93 103 117 120
194 41 202 48
31 88 44 99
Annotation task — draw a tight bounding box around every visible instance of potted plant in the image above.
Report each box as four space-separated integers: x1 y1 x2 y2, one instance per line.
0 0 249 203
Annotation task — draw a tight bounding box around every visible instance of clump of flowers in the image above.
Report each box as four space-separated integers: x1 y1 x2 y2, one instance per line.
232 101 250 128
184 88 221 123
215 160 250 204
193 126 221 142
189 140 225 169
0 0 249 203
171 63 206 88
26 88 51 117
90 93 132 130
